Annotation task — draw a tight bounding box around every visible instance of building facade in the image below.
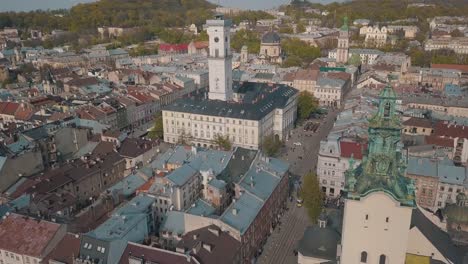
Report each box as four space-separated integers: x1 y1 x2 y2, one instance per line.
336 17 350 64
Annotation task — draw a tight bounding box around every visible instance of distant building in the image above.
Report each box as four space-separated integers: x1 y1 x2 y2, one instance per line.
158 43 189 55
360 26 388 47
259 32 283 64
97 26 137 39
328 48 384 65
425 37 468 54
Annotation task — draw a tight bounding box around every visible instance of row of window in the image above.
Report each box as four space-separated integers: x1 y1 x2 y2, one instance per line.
361 252 387 264
165 112 256 126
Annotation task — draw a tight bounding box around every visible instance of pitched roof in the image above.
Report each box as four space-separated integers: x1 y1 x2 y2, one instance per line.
425 135 454 148
433 122 468 139
120 242 199 264
431 64 468 74
0 213 62 257
339 140 367 160
297 225 340 261
411 209 466 264
43 233 81 264
294 68 319 81
159 43 189 52
0 101 20 116
178 225 241 264
403 117 433 128
118 138 155 158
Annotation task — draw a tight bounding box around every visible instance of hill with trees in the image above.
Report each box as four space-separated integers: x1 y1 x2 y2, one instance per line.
0 0 215 33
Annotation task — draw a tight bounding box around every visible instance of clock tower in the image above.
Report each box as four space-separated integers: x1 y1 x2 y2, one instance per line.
207 14 233 102
340 85 416 264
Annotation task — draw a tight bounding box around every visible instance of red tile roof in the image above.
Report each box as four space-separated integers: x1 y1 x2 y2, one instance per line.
14 106 34 121
193 41 209 49
402 117 433 128
340 140 367 160
159 43 189 52
0 213 62 257
431 64 468 74
433 121 468 139
0 101 20 115
425 135 454 148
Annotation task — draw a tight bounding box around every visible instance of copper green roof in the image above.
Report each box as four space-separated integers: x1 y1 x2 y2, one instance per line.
345 84 416 207
340 17 349 31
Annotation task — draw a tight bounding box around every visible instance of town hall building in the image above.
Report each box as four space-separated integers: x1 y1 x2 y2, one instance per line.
162 15 298 149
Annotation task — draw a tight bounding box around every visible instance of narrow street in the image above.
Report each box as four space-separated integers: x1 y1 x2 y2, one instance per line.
257 109 339 264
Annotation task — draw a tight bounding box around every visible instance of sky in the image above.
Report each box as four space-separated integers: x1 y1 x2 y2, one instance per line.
0 0 345 12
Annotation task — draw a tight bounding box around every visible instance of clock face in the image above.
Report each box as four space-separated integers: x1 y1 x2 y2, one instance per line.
214 37 219 43
376 158 390 173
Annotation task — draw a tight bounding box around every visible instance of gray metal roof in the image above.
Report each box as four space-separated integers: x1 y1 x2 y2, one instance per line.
262 32 281 44
163 82 297 121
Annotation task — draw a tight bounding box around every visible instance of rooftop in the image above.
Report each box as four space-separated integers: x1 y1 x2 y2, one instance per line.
0 213 62 257
220 192 263 235
163 82 297 121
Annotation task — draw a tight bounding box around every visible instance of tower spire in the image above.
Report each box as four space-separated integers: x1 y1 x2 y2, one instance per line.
345 84 415 207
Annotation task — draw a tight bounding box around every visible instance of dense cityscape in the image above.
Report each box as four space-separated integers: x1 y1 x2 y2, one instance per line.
0 0 467 263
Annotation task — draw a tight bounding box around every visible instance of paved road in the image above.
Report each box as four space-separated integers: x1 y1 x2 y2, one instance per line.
257 109 340 264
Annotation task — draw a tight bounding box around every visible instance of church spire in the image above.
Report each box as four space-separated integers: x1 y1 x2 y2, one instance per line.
345 84 415 207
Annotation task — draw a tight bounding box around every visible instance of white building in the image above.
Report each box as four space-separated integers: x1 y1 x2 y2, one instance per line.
162 15 298 149
360 26 388 47
317 136 366 198
424 37 468 54
328 48 384 65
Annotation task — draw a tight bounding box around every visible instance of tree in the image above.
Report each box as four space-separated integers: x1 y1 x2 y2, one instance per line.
282 55 303 68
231 29 260 53
214 134 232 151
262 135 282 157
297 91 319 122
348 53 361 66
300 172 323 222
451 29 464 38
282 38 321 67
148 114 164 139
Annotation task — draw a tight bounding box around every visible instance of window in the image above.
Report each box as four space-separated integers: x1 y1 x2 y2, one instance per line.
365 214 369 220
384 102 391 118
361 251 368 263
379 254 386 264
386 217 389 223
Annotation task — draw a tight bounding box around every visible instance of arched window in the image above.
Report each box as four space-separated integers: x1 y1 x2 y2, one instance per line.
384 102 391 118
360 251 368 263
379 254 386 264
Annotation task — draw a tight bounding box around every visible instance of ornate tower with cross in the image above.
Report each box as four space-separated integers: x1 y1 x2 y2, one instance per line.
207 14 233 102
340 84 416 264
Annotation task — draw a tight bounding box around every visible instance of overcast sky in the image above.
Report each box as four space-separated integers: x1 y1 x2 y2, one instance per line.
1 0 344 12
